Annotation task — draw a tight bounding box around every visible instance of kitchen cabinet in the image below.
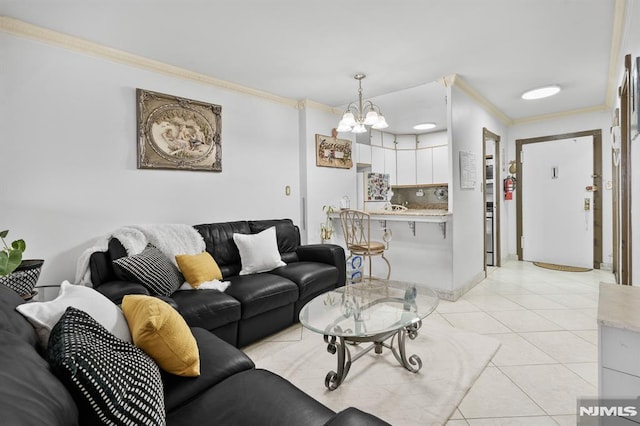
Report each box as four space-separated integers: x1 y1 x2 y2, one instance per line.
396 150 416 185
416 148 434 184
432 145 449 184
384 148 397 186
371 145 385 174
598 283 640 400
356 143 372 165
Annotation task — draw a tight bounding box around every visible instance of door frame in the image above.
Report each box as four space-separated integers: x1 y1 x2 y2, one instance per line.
483 128 501 271
516 129 603 269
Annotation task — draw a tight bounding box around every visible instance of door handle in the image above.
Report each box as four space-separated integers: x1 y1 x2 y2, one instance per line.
585 185 598 192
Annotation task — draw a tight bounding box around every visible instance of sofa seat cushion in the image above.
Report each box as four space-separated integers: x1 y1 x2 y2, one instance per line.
0 330 79 426
225 274 298 319
268 262 338 300
166 369 334 426
172 289 241 330
163 328 254 412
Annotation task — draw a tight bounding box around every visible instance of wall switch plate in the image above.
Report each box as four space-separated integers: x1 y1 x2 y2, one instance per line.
285 185 291 196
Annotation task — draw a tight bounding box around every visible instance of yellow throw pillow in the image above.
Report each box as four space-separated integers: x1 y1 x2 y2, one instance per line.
175 252 223 288
121 295 200 377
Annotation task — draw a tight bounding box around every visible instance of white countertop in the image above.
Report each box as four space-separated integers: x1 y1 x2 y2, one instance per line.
329 209 451 223
598 283 640 333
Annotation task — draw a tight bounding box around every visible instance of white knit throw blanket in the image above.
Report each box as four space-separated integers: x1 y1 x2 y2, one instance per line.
75 224 228 292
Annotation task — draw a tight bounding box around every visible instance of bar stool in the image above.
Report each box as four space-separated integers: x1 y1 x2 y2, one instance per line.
339 209 391 281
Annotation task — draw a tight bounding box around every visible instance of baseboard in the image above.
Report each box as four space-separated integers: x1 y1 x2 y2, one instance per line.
599 263 613 271
437 270 486 302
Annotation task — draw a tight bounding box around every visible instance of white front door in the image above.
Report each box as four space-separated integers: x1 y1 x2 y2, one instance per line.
521 136 594 268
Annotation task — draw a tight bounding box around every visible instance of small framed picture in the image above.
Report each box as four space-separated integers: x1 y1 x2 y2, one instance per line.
315 134 353 169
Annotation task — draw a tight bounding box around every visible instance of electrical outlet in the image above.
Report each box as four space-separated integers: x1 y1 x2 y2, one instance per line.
416 189 424 197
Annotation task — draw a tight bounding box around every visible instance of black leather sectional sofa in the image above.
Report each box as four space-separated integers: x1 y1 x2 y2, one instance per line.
90 219 346 347
0 280 390 425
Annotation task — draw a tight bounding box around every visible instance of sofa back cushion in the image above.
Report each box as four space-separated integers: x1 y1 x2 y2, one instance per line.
195 220 302 278
194 221 251 277
248 219 300 264
0 285 79 425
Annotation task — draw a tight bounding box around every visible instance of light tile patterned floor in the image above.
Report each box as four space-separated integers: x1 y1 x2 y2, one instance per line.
246 259 613 425
446 260 613 425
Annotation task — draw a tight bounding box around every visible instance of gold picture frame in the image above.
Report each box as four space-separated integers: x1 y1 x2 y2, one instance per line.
137 89 222 171
315 134 353 169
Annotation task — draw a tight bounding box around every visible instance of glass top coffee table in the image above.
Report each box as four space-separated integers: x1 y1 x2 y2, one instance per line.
299 280 439 390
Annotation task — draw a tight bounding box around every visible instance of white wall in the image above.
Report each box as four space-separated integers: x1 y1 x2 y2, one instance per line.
450 85 508 291
508 110 613 266
0 33 301 285
300 106 357 245
618 0 640 284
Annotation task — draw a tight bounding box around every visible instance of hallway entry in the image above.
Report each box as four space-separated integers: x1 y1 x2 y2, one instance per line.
516 130 603 269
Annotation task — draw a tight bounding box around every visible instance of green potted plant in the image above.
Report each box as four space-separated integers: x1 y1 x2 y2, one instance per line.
321 205 336 241
0 230 26 276
0 230 43 298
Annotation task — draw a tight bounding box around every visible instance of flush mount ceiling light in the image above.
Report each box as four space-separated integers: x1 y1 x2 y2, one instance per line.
336 74 389 133
521 85 561 100
413 122 437 131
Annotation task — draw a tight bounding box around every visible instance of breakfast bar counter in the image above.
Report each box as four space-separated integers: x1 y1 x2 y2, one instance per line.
327 209 457 299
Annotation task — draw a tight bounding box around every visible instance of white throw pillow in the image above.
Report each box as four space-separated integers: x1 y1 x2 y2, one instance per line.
233 226 286 275
16 280 132 348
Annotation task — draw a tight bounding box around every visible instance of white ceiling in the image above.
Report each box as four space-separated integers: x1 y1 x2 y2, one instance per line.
0 0 618 134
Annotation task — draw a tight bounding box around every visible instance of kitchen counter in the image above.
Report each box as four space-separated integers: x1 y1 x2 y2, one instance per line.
328 209 451 237
598 282 640 333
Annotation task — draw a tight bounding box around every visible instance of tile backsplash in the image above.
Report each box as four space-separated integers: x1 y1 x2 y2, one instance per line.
391 185 448 210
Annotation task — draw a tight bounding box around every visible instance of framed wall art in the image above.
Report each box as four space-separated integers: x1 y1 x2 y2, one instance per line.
137 89 222 171
315 134 353 169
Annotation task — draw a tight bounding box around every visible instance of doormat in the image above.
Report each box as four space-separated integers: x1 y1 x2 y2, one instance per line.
533 262 592 272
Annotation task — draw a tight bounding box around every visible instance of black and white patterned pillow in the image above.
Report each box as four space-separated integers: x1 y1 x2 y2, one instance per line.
113 244 183 296
47 307 165 426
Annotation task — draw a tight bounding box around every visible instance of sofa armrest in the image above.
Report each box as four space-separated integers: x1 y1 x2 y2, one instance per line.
95 280 150 305
163 327 255 412
296 244 346 287
324 408 391 426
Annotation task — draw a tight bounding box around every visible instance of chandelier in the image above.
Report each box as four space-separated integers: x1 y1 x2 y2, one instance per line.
336 74 389 133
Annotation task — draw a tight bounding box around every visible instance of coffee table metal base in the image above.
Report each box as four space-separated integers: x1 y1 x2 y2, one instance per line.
322 320 423 390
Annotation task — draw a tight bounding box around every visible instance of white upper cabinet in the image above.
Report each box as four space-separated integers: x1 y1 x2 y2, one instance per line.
384 148 397 186
356 143 372 165
396 150 417 185
432 145 449 184
371 145 385 174
416 148 434 184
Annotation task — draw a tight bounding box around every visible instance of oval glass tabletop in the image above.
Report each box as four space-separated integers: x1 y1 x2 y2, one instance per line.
299 280 439 338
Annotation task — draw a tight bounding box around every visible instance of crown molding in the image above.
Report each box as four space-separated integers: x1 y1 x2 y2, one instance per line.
0 16 299 108
511 104 609 126
449 74 513 125
297 99 342 115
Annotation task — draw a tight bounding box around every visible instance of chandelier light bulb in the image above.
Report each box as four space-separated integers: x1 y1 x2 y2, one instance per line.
372 115 389 129
352 124 367 133
364 111 379 125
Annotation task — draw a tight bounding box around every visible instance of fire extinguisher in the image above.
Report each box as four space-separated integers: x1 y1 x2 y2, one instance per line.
504 176 515 200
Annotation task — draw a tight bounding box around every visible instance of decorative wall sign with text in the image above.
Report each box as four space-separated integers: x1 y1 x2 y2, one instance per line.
315 134 353 169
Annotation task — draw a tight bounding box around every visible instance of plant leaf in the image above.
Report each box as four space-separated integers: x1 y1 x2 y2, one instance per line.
11 239 26 252
0 249 23 276
0 230 8 238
